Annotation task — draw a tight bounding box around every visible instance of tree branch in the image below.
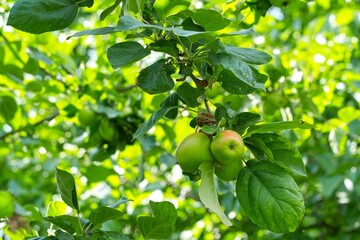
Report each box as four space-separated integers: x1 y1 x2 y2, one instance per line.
0 110 60 140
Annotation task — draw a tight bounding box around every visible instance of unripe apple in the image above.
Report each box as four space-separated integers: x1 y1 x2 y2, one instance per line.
175 132 214 172
211 130 244 165
99 118 118 142
215 159 244 181
78 109 96 126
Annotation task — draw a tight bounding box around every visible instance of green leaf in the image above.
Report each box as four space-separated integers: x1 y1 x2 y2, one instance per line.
176 82 203 108
46 201 67 217
107 42 150 69
171 28 213 39
244 133 306 177
0 95 18 121
224 46 272 65
77 0 94 7
219 28 254 37
232 112 261 135
245 120 314 136
149 201 177 225
125 0 145 15
218 69 260 95
148 39 179 57
192 9 231 31
0 191 14 218
138 216 173 239
44 215 82 235
132 104 177 140
154 0 191 20
160 93 179 119
108 197 131 208
55 230 74 240
7 0 78 34
83 165 115 183
198 161 232 226
202 125 218 135
137 59 175 94
103 231 130 240
55 168 80 213
68 27 116 39
114 15 213 39
211 53 265 92
236 161 305 233
100 0 122 20
319 175 343 198
89 207 124 227
115 15 148 31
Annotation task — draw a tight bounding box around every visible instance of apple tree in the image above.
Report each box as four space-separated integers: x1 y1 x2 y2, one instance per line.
1 0 360 239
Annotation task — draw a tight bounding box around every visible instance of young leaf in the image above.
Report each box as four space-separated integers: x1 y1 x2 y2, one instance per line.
100 0 123 20
125 0 145 15
192 9 231 31
115 15 148 31
224 46 272 65
210 53 265 94
154 0 191 20
68 27 116 39
138 216 173 239
236 161 305 233
107 42 150 69
218 69 260 95
77 0 94 8
104 231 130 240
160 92 179 119
54 168 79 213
149 201 177 225
46 201 67 217
0 191 14 218
132 103 178 140
137 59 175 94
148 39 180 57
245 120 314 136
244 133 306 177
108 197 131 208
45 215 83 235
7 0 79 34
0 95 18 121
176 82 203 108
89 207 124 227
232 112 261 135
55 229 74 240
198 161 232 226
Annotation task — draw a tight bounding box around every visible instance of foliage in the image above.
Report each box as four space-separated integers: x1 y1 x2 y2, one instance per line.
1 0 360 239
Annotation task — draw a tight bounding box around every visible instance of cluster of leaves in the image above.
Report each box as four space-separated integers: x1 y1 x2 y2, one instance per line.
3 0 310 236
8 168 175 240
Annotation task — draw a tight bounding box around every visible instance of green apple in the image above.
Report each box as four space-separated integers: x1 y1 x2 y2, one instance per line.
262 91 287 115
211 130 244 165
175 132 214 173
99 118 118 142
215 159 244 181
78 109 96 126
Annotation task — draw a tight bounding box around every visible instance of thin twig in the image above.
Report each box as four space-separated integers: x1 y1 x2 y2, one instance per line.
117 84 137 93
203 95 212 113
0 110 60 140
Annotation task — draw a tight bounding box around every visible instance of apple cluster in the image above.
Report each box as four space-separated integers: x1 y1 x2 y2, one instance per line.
175 130 244 181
